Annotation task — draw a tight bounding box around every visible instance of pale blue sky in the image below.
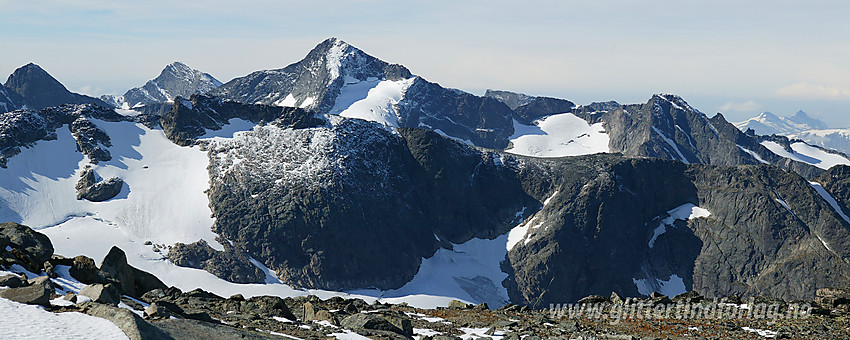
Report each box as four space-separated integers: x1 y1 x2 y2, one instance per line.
1 1 848 125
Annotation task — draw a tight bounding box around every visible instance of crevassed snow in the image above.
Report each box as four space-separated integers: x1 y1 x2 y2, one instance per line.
333 78 414 127
506 113 609 158
648 203 711 248
762 141 850 170
652 126 690 164
633 274 686 297
737 145 769 164
351 235 511 309
0 297 129 340
0 120 224 251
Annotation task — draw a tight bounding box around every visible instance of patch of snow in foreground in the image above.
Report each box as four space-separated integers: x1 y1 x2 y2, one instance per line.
761 141 850 170
0 297 129 340
633 274 687 297
460 327 506 339
506 113 609 158
648 203 711 248
742 326 778 338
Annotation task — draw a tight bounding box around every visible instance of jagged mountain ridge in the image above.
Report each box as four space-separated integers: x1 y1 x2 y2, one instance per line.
212 37 518 148
152 96 850 306
736 110 829 136
3 63 109 110
1 38 850 310
105 61 222 109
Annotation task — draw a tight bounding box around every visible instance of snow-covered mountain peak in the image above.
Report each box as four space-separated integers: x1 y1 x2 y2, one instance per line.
115 61 222 108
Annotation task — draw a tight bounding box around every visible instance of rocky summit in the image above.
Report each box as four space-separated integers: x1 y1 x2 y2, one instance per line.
2 37 850 339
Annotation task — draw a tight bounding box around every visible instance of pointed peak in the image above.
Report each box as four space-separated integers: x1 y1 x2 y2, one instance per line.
792 110 809 118
166 61 190 70
756 111 780 120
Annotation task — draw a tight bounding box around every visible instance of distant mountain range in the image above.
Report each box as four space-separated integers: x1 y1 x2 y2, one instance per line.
735 111 850 155
1 37 850 312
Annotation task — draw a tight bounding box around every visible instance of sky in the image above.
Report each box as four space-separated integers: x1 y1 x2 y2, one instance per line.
1 0 849 126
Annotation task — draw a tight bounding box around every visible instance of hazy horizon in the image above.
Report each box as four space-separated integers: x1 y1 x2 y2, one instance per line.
2 1 848 126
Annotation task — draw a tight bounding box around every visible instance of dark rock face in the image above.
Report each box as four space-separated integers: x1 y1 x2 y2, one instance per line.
816 165 850 215
3 63 109 110
0 222 54 272
167 240 264 284
484 89 575 124
0 84 26 113
206 120 533 291
213 37 411 113
76 167 123 202
122 62 222 108
503 155 850 307
397 78 516 148
484 89 535 110
159 95 324 146
579 94 823 179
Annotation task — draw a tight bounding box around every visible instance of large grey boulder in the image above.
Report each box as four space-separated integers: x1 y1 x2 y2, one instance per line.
79 301 173 340
0 276 52 306
76 167 123 202
79 283 121 306
97 246 167 298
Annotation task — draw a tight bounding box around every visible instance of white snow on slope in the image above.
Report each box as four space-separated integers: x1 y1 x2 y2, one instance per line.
809 182 850 226
0 120 224 250
506 113 609 158
648 203 711 248
332 77 414 127
0 297 129 340
762 141 850 170
737 145 769 164
275 94 297 107
652 126 689 164
633 274 686 297
355 235 511 309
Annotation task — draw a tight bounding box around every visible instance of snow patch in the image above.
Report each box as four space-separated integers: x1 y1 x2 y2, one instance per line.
275 94 297 107
0 297 129 340
737 145 769 164
762 141 850 170
633 274 687 297
809 182 850 226
353 235 512 309
334 78 414 127
648 203 711 248
506 113 610 158
652 126 689 164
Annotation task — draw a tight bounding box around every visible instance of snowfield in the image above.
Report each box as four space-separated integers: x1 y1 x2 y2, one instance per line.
0 297 129 340
0 115 521 309
505 113 610 158
761 141 850 170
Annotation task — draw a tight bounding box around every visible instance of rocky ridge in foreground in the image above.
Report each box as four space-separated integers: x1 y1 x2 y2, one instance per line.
3 221 850 339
